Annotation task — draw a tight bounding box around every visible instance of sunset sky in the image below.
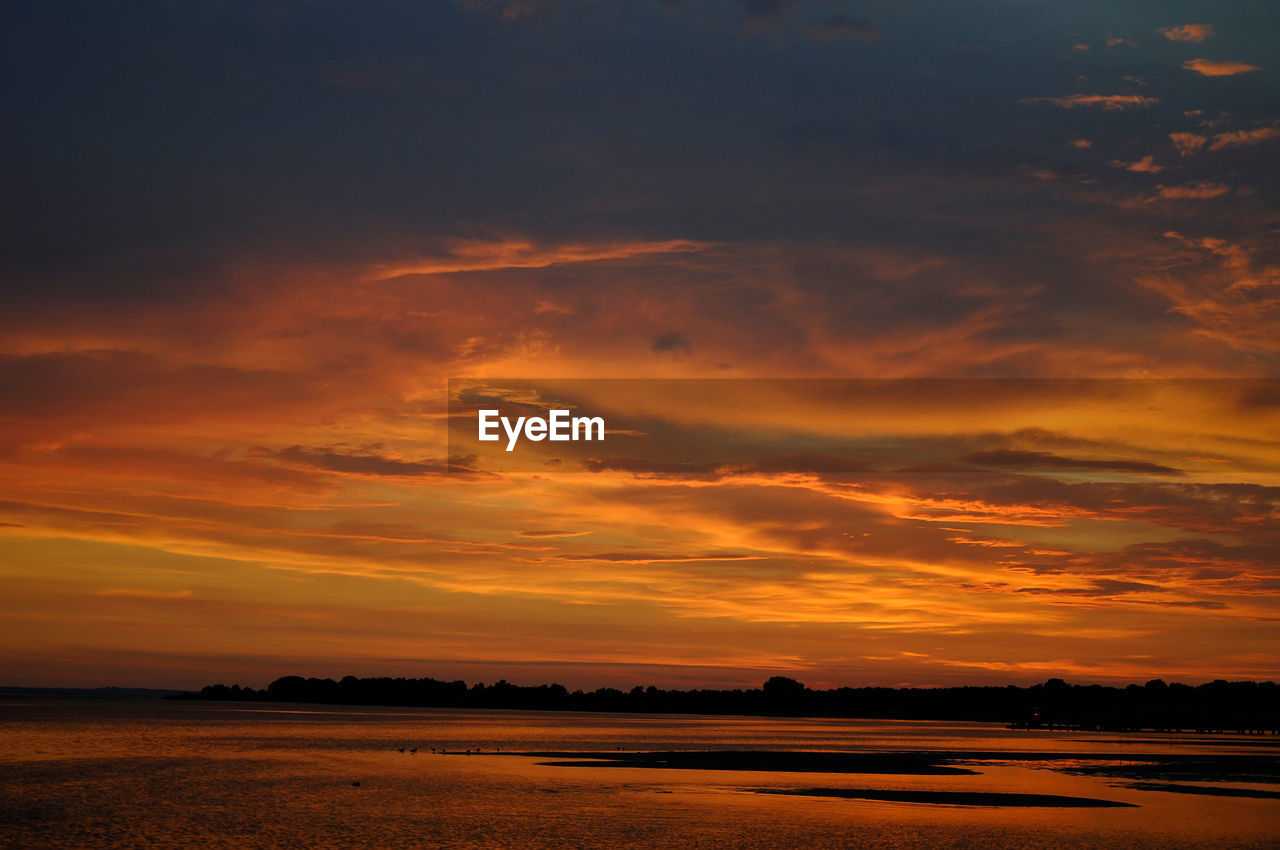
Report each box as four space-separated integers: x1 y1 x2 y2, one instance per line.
2 1 1278 690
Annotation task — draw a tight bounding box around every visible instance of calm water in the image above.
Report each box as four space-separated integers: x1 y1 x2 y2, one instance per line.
1 699 1277 848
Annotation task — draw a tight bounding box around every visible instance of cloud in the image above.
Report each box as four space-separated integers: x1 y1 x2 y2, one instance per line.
583 457 720 477
7 0 1280 694
96 588 194 600
1020 94 1157 110
960 450 1181 476
651 331 693 360
718 455 874 475
1155 182 1232 200
1138 232 1280 353
1017 579 1161 598
0 349 319 434
1159 24 1215 43
806 15 880 43
1208 127 1280 150
558 551 767 564
367 238 710 280
1182 59 1261 77
1112 156 1163 173
263 445 462 477
533 300 575 316
1169 132 1207 156
1069 139 1093 149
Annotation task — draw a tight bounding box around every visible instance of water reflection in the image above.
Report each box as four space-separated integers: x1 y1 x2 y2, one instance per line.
1 700 1276 848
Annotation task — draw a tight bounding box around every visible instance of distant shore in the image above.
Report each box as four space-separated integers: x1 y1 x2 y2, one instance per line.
167 675 1280 734
0 686 182 700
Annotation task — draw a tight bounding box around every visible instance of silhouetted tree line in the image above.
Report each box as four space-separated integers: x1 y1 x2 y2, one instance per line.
172 675 1280 732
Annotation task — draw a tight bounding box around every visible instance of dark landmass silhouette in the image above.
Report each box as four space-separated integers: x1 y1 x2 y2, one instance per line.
1058 753 1280 782
1119 782 1280 799
526 750 978 774
751 787 1138 807
503 747 1280 784
0 686 183 699
172 675 1280 733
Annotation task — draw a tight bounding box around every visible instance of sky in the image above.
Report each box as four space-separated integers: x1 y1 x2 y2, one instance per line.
1 0 1278 690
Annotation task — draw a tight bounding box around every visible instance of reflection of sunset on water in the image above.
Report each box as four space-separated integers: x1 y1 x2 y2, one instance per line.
3 701 1278 848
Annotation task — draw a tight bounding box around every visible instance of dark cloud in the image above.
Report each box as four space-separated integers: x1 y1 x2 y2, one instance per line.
1016 578 1162 597
961 450 1181 476
651 331 693 359
263 445 460 477
953 479 1280 537
558 551 764 563
0 350 315 428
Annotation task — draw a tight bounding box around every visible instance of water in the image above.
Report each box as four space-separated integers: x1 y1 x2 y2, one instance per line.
1 700 1277 848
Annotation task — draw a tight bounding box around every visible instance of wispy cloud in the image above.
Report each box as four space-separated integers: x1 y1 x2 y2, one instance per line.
1182 58 1261 77
96 588 194 600
259 445 461 478
1138 231 1280 353
1156 182 1232 199
1020 94 1157 110
1209 127 1280 150
1169 132 1207 156
1159 24 1215 43
367 238 710 281
1112 155 1163 173
960 450 1180 476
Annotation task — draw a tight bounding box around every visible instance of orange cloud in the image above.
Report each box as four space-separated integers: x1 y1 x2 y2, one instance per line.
1159 24 1215 43
1020 94 1157 110
1112 155 1163 173
1208 127 1280 150
1169 132 1207 155
5 228 1280 689
1182 58 1261 77
1139 232 1280 353
367 238 711 280
1156 182 1232 199
1068 139 1093 149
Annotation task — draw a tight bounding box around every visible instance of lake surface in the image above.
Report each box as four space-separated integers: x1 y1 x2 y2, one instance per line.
1 699 1277 848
